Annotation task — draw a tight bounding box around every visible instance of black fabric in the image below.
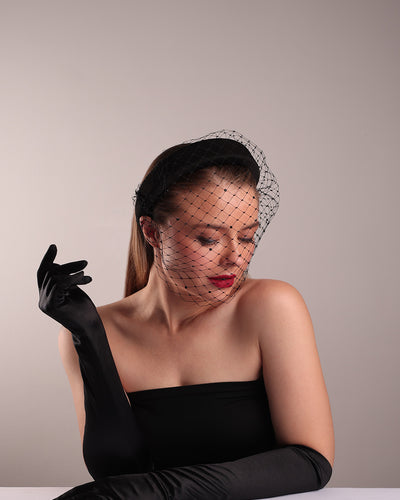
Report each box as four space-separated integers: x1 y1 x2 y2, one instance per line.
77 309 154 478
135 137 261 224
55 444 332 500
127 377 276 469
55 380 332 500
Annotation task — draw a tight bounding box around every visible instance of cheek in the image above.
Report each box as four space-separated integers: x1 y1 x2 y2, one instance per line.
162 239 216 270
181 246 216 270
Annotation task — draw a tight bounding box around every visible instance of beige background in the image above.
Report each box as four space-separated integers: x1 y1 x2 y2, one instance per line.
1 0 399 488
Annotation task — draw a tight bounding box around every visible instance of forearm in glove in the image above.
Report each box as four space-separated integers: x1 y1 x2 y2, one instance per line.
37 244 153 479
53 444 332 500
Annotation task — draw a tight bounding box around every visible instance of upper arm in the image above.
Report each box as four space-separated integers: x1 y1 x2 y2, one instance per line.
254 280 335 466
58 327 86 444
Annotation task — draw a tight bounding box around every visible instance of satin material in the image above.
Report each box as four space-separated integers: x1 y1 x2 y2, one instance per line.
127 376 277 469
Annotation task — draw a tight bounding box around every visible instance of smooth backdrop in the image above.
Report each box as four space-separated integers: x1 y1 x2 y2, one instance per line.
1 0 399 488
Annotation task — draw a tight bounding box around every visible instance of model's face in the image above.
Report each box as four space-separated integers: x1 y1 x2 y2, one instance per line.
155 181 259 304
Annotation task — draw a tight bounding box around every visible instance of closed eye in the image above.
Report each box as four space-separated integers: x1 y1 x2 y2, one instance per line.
197 237 255 246
197 237 217 245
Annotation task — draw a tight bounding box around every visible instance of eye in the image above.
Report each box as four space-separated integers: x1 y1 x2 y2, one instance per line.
197 236 255 246
197 237 217 246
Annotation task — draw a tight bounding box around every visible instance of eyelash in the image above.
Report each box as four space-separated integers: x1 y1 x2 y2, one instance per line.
197 237 255 246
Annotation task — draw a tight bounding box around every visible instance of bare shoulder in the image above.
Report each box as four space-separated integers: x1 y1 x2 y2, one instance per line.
246 278 316 350
244 277 303 298
239 278 319 369
57 299 120 349
96 296 133 322
57 301 113 349
242 279 334 466
240 278 308 327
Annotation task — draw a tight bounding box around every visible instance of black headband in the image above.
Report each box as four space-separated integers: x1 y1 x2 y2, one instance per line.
134 138 260 224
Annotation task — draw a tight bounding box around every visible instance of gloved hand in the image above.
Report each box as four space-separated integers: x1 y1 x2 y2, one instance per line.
37 244 154 478
37 243 95 335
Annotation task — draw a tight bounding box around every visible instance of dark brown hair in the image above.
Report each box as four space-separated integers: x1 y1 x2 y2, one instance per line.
124 145 257 297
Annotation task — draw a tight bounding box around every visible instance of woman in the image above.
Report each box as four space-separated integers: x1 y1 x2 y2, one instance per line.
37 130 334 499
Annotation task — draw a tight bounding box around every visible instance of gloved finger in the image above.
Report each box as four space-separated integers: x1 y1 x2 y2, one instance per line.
65 271 92 287
37 244 57 287
47 281 62 305
42 270 56 297
59 260 88 275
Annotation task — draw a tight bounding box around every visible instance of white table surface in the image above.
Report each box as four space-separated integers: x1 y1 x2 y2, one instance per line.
0 488 398 499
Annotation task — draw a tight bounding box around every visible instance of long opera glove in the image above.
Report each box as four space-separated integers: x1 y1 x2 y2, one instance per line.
54 444 332 500
37 244 154 478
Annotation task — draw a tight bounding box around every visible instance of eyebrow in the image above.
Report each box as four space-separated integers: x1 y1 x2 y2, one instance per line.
192 221 259 231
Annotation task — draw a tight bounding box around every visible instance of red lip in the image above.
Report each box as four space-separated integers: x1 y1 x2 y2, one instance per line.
208 275 236 289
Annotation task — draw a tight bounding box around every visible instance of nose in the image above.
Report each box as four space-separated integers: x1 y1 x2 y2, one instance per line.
219 239 246 267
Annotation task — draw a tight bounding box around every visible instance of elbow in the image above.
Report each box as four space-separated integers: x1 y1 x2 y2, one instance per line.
292 444 333 490
317 453 332 490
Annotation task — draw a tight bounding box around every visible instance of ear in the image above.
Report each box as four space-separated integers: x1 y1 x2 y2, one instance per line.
139 216 160 248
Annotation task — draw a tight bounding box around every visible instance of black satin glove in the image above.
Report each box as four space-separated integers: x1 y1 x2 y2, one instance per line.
53 444 332 500
37 244 153 478
37 244 96 332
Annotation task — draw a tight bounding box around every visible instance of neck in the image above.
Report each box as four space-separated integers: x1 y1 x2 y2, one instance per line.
134 265 218 336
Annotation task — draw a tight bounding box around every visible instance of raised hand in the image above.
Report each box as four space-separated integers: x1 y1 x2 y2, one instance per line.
37 243 97 333
37 245 154 478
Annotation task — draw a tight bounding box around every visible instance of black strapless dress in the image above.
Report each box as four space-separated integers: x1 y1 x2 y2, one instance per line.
127 376 277 470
